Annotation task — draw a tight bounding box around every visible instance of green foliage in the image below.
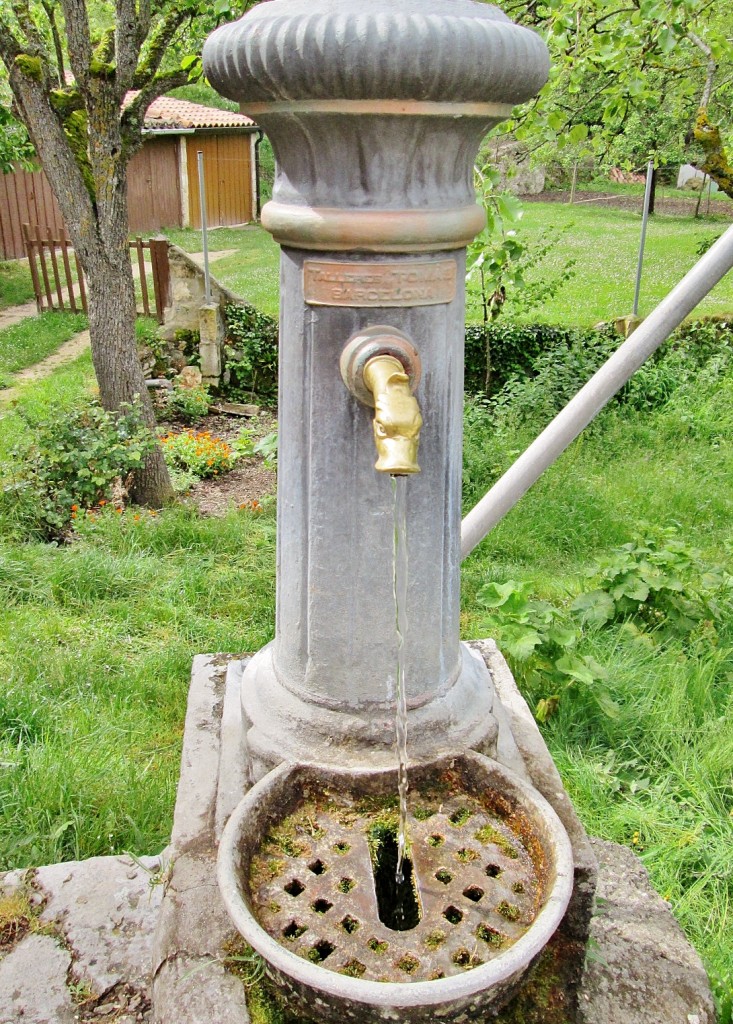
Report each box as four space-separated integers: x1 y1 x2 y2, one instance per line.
234 427 278 470
476 579 613 723
160 429 236 479
572 533 732 638
0 400 155 539
168 382 211 423
223 304 279 403
466 166 575 388
0 104 34 174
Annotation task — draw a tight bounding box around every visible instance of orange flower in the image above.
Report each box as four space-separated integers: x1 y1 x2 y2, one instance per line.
99 499 107 506
115 507 123 515
71 504 78 511
149 509 157 517
133 513 141 521
70 511 77 519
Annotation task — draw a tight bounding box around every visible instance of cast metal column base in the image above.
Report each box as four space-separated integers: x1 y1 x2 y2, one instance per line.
240 642 499 782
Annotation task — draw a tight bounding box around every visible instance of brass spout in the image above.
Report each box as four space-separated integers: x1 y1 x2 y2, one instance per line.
363 355 422 475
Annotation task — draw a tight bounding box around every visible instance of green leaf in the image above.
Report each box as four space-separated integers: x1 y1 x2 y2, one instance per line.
570 590 615 625
568 123 588 145
496 194 524 225
555 654 599 686
500 625 544 661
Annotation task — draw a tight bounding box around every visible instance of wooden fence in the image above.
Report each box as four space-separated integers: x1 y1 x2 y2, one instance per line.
22 224 171 324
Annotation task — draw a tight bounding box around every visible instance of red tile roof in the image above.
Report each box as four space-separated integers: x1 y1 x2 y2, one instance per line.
143 95 255 130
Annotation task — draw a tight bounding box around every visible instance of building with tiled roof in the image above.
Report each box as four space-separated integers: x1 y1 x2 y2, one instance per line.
142 96 256 132
125 95 260 233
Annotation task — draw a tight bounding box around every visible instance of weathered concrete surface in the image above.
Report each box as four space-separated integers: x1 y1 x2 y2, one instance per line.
0 933 76 1024
150 654 250 1024
0 854 162 1023
578 838 716 1024
34 854 164 996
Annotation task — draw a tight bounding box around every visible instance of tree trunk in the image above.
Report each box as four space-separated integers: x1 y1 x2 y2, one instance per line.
7 66 173 505
84 260 173 505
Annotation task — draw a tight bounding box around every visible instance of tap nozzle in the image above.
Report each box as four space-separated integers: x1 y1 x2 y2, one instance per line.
362 355 422 475
340 327 423 476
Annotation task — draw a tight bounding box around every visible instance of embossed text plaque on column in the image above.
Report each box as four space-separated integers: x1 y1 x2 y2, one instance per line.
304 259 457 307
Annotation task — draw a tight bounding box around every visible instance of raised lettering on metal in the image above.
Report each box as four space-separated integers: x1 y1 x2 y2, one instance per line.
303 260 456 307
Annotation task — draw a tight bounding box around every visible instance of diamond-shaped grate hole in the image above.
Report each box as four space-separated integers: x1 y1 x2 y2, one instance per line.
455 847 479 863
312 898 333 915
309 939 335 963
435 868 453 885
477 923 505 948
337 876 356 893
367 937 388 954
449 807 473 827
512 881 526 894
284 878 305 897
463 885 485 903
333 841 351 854
341 915 359 934
340 958 366 978
497 901 521 922
443 905 463 925
282 920 308 940
485 863 502 878
396 954 420 974
308 859 326 875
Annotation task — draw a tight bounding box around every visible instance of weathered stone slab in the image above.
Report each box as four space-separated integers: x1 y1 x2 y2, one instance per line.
151 653 250 1024
35 854 164 997
0 933 76 1024
578 839 716 1024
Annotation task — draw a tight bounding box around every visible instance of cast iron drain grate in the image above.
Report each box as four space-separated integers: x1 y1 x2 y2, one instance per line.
249 784 543 983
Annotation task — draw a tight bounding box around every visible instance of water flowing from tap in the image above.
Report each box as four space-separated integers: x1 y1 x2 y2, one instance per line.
391 475 409 884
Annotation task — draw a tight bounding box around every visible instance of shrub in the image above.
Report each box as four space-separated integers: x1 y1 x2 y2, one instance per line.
0 400 156 539
160 430 236 479
168 382 210 423
223 304 279 403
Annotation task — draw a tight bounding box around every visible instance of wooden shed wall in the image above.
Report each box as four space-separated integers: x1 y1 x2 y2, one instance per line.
187 133 253 229
128 137 183 233
0 165 64 260
1 129 255 260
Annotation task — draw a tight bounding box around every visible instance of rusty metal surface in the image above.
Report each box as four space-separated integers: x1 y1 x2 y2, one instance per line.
304 259 456 307
250 789 541 984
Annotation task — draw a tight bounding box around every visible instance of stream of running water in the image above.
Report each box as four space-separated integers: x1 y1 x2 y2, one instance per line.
391 475 409 885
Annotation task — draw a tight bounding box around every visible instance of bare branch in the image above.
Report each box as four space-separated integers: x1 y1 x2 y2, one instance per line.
40 0 65 87
115 0 143 91
132 8 189 88
688 31 717 108
59 0 93 89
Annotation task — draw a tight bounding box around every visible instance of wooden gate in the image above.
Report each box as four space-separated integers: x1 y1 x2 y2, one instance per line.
22 224 171 324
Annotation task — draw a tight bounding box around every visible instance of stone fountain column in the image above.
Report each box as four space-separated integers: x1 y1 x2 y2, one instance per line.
203 0 549 778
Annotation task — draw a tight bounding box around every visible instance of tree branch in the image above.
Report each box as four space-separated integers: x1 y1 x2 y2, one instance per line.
132 8 190 88
59 0 93 90
115 0 143 92
688 31 717 108
40 0 65 88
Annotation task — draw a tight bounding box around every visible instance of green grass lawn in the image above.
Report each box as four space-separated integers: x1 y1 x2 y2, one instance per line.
512 205 733 325
166 204 733 327
0 312 87 388
0 260 36 310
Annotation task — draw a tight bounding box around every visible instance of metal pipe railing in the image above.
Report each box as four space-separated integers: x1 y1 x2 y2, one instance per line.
461 223 733 560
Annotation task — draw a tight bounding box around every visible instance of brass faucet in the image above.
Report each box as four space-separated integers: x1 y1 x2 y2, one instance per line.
340 326 423 476
362 355 422 476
